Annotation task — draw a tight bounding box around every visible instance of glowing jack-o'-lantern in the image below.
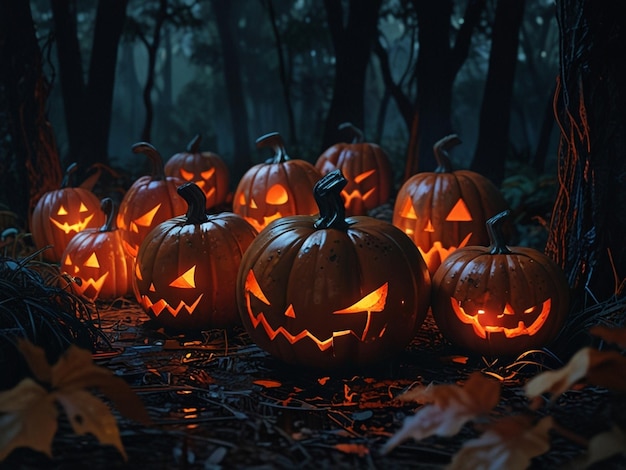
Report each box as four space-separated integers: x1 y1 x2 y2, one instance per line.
164 134 230 210
236 169 431 368
61 198 133 301
30 163 105 262
315 123 393 216
431 210 570 357
392 135 509 274
117 142 187 258
232 132 322 233
133 182 257 331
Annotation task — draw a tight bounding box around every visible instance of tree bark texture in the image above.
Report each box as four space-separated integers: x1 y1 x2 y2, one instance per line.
0 0 63 222
547 0 626 303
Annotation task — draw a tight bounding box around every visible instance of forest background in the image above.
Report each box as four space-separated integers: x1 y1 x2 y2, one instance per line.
0 0 559 229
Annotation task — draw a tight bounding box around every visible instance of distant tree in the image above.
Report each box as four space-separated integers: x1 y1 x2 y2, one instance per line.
210 0 252 178
322 0 383 149
546 0 626 305
0 0 62 222
50 0 128 168
374 0 486 178
470 0 526 185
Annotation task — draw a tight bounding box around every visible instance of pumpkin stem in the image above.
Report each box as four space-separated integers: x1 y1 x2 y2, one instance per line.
256 132 290 163
186 134 202 153
487 210 512 255
314 169 349 230
131 142 166 181
178 183 209 224
433 134 462 173
338 122 364 144
60 162 79 188
99 197 118 232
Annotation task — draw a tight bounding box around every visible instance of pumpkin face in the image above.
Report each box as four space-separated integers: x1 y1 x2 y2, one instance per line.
431 211 570 357
315 123 393 216
236 169 431 368
164 134 230 210
233 132 322 232
134 182 257 331
30 163 105 262
392 135 509 274
117 142 187 258
61 198 133 301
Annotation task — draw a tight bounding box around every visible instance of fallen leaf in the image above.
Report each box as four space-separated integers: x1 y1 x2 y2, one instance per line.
447 416 553 470
590 326 626 349
0 378 58 461
572 426 626 468
525 347 626 404
334 443 369 456
382 373 500 454
253 379 282 388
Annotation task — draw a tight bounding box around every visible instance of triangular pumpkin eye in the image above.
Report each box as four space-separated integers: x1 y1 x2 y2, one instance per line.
354 169 376 184
84 252 100 268
131 204 162 232
57 205 68 216
245 269 270 305
200 168 215 179
445 199 472 221
79 202 89 213
180 168 195 181
170 266 196 288
399 198 417 219
334 283 388 314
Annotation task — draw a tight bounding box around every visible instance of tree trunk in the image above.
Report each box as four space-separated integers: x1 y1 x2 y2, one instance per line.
0 0 63 222
211 0 252 180
546 0 626 304
470 0 526 185
322 0 382 150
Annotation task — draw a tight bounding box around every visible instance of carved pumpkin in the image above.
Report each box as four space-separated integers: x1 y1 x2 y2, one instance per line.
134 182 257 331
233 132 322 233
117 142 187 258
431 210 570 357
315 122 393 216
164 134 230 210
61 198 133 301
392 135 509 274
30 163 105 262
236 169 431 368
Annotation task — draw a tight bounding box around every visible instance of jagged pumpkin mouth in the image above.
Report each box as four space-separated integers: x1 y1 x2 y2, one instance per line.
243 270 389 351
50 213 96 234
140 294 204 317
450 298 552 339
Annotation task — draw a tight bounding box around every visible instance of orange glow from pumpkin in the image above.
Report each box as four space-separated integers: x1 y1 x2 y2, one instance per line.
169 266 197 288
130 204 161 233
266 184 289 205
243 270 389 349
140 294 204 317
450 298 552 339
446 199 472 221
62 253 109 299
50 212 96 234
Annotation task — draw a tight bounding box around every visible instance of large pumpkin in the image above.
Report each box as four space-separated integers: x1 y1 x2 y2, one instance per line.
232 132 322 232
164 134 230 210
392 135 509 274
236 169 431 369
315 122 393 216
134 182 258 331
431 210 570 357
30 163 105 262
61 198 133 301
117 142 187 258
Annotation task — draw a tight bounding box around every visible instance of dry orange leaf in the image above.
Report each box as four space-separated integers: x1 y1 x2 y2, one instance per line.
590 325 626 349
525 347 626 405
0 339 151 462
447 415 553 470
382 372 500 454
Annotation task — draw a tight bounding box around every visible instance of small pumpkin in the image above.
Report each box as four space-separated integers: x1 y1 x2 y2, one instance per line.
30 163 105 262
232 132 322 232
61 198 133 301
236 169 431 369
164 134 230 210
117 142 187 258
134 182 258 331
315 122 393 216
392 134 509 274
431 210 570 357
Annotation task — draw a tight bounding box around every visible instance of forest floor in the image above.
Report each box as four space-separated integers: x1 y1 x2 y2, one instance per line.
2 298 626 470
